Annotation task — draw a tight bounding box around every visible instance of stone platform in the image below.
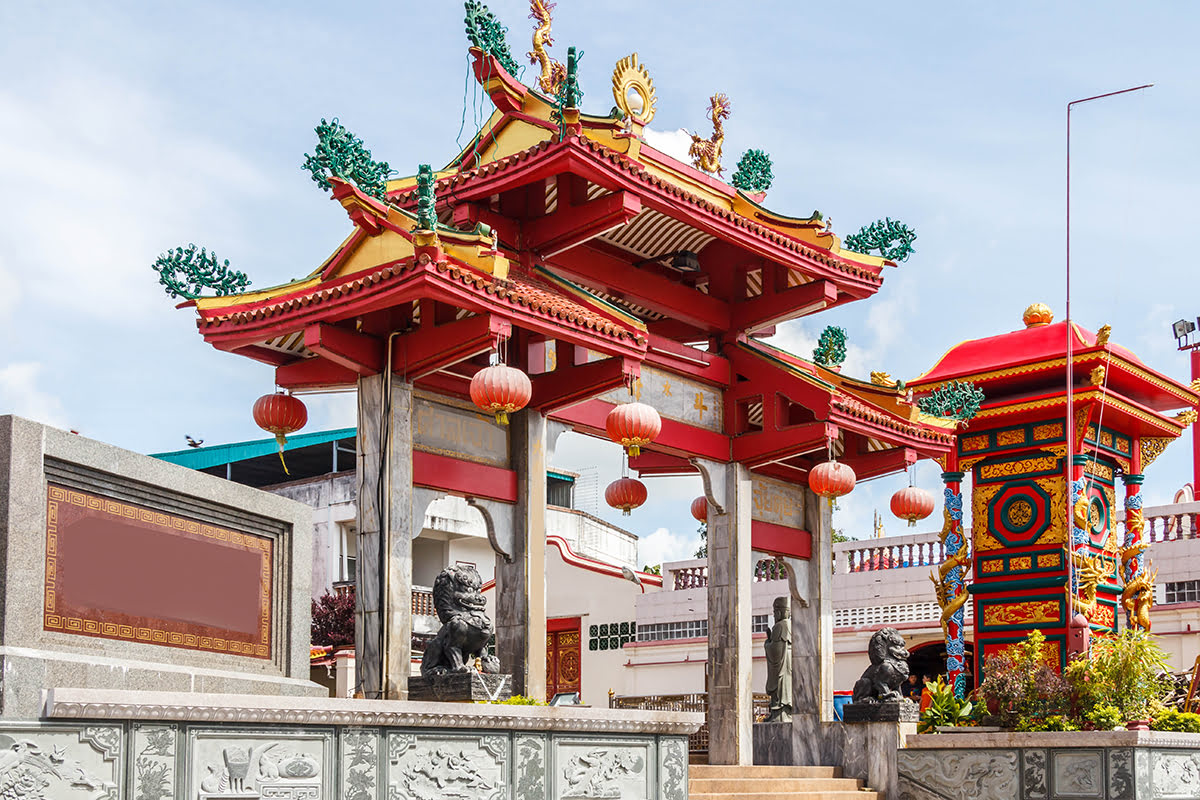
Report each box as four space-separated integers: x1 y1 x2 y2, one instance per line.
843 699 919 723
408 671 512 702
42 688 702 800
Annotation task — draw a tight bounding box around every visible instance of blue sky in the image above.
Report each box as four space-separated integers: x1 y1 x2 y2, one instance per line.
2 2 1198 566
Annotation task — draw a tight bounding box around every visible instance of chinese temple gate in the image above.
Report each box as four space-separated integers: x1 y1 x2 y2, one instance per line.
910 304 1199 686
175 3 959 765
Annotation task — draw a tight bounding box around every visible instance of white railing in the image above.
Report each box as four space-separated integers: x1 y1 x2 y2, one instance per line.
834 528 951 574
1116 501 1200 543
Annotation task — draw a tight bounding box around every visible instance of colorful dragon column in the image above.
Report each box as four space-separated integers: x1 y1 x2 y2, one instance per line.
1121 474 1155 631
933 471 970 698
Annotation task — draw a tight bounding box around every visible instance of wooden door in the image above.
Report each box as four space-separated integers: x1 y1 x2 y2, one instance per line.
546 618 582 701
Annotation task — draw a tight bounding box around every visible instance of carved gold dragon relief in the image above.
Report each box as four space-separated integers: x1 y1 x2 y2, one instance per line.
1122 564 1157 632
688 93 730 175
1070 550 1109 618
527 0 566 95
930 507 972 639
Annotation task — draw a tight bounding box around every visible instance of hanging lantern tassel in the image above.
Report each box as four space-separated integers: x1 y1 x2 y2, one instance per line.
890 485 936 527
470 363 533 425
253 392 308 476
606 402 662 457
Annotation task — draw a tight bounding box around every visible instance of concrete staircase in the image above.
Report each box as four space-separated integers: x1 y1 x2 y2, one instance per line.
688 764 879 799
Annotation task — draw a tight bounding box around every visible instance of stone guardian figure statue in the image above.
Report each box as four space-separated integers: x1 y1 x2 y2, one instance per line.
764 596 792 722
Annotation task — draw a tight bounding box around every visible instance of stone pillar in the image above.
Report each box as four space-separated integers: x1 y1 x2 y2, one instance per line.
355 374 414 700
704 461 753 765
496 409 548 699
792 486 833 765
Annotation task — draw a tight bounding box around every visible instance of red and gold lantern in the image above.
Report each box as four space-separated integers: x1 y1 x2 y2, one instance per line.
253 392 308 474
891 485 935 527
605 402 662 457
690 495 708 523
605 477 648 516
470 363 532 424
808 460 856 500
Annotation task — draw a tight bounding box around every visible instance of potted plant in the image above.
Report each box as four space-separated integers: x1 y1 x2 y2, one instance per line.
917 676 973 733
977 629 1069 730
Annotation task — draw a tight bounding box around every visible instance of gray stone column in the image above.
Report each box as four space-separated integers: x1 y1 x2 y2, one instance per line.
703 460 753 765
496 409 548 699
355 374 414 700
792 486 833 764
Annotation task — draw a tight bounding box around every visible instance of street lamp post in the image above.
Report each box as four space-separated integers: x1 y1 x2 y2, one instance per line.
1065 84 1152 655
1172 318 1200 492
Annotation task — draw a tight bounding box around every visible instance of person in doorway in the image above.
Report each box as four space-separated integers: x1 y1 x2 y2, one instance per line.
902 672 922 702
919 674 936 713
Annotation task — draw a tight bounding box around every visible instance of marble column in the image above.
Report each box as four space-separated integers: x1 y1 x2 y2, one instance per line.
496 410 548 699
791 486 833 765
703 461 753 765
355 374 414 700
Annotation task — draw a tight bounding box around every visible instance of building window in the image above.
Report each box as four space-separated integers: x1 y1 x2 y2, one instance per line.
340 524 357 583
1166 580 1200 604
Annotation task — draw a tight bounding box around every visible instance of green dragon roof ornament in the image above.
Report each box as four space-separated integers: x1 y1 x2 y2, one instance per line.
416 164 436 231
844 218 917 262
813 326 848 369
465 1 520 76
731 149 774 193
917 381 985 422
302 118 395 201
152 244 250 300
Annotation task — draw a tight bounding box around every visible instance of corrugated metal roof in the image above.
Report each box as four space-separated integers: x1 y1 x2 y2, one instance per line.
151 427 356 470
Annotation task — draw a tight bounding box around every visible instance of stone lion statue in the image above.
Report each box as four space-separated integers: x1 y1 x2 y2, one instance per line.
851 627 910 703
420 564 501 677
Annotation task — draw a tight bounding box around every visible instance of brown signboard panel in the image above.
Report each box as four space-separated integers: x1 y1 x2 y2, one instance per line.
44 485 272 658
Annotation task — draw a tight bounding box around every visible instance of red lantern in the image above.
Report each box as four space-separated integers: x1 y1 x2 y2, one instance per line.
690 495 708 523
470 363 532 424
808 460 856 499
605 402 662 457
605 477 648 516
253 392 308 474
891 486 936 527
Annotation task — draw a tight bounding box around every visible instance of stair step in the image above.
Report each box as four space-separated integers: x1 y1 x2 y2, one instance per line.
689 778 864 793
689 765 841 779
689 793 879 800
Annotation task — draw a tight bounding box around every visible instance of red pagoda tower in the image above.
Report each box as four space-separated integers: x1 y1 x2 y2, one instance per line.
910 303 1199 682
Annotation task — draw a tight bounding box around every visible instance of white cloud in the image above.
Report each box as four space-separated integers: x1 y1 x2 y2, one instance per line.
642 127 693 164
0 73 272 322
0 362 68 429
637 526 700 569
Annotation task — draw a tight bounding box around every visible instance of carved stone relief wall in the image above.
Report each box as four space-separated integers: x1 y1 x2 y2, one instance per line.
0 720 685 800
897 745 1174 800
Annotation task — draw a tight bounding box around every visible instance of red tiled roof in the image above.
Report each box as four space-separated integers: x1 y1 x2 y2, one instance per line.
390 136 882 286
198 256 643 345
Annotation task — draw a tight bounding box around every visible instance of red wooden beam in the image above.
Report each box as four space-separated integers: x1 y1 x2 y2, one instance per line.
225 344 295 367
551 398 730 462
452 202 521 249
545 244 730 332
732 421 838 469
644 334 731 387
275 358 360 390
394 314 511 381
303 323 384 376
841 446 918 481
530 356 639 413
629 451 697 476
751 520 811 560
730 279 838 332
526 190 641 258
413 450 517 503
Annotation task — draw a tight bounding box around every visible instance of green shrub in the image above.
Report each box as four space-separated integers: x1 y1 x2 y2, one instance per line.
1087 630 1171 722
1152 709 1200 733
1018 714 1079 732
1085 703 1123 731
918 676 973 733
978 630 1069 729
486 695 547 706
